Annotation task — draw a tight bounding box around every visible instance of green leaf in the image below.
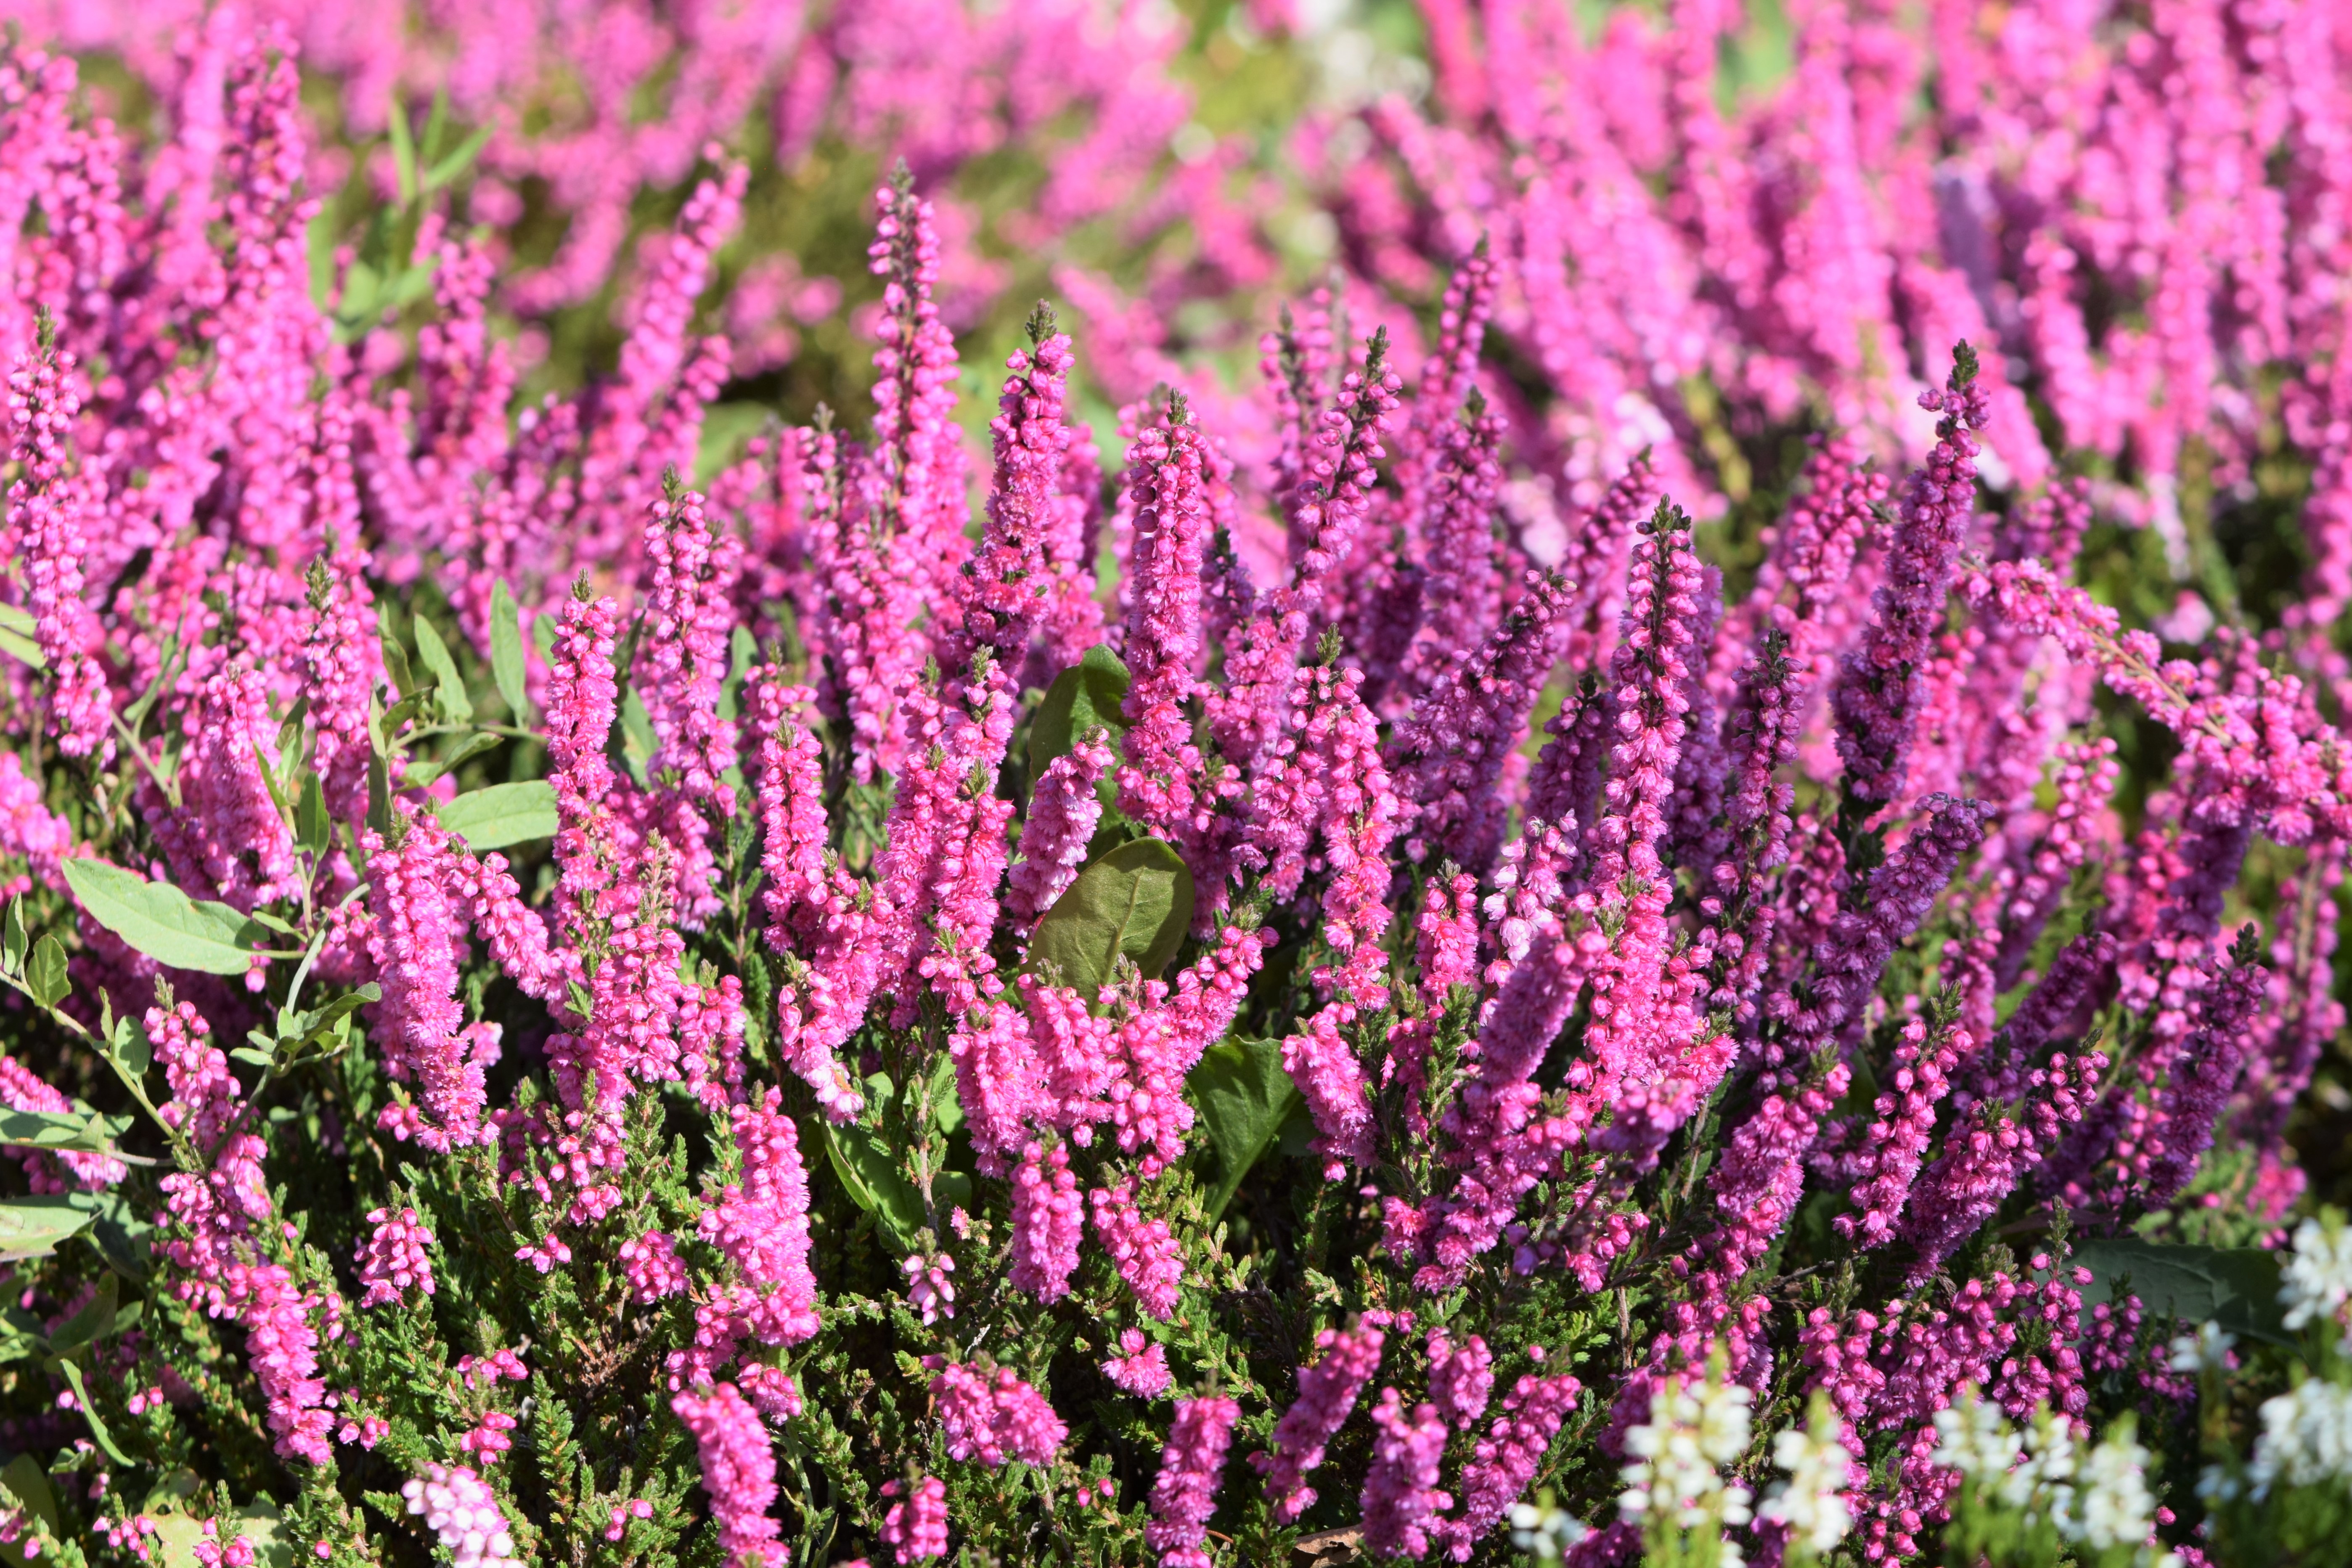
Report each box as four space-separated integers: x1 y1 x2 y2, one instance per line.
620 686 657 787
717 624 757 723
2 899 25 974
52 1354 130 1464
110 1013 151 1077
405 729 503 788
821 1112 924 1253
1029 644 1131 800
387 102 418 206
306 207 338 313
533 612 559 665
1025 837 1195 1006
0 1453 58 1542
296 772 330 856
424 124 492 193
45 1272 117 1356
27 934 66 1009
411 616 474 724
2072 1238 2291 1346
366 749 391 837
489 580 530 721
0 605 31 637
435 781 559 850
62 859 265 976
1190 1036 1305 1219
0 1109 117 1156
0 625 45 670
0 1196 97 1261
376 605 416 698
85 1192 152 1283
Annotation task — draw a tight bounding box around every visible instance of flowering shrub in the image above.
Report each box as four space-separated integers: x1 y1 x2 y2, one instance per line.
0 3 2350 1567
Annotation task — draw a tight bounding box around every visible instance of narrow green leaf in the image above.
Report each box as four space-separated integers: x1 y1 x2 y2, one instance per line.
435 781 559 850
376 604 416 697
2 899 25 974
411 616 474 724
366 750 391 837
387 103 418 206
306 207 338 313
26 935 66 1009
620 686 657 786
489 580 530 720
405 729 503 789
1029 644 1131 800
424 124 493 193
1190 1037 1306 1220
61 859 265 976
296 772 330 856
421 88 450 162
1025 837 1195 1006
0 1195 96 1261
716 624 757 723
533 612 559 664
52 1355 130 1464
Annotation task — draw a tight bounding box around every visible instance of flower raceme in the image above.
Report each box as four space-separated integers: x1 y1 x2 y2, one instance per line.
0 12 2344 1568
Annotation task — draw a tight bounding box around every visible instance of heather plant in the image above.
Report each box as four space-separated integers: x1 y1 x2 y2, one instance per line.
1 4 2351 1568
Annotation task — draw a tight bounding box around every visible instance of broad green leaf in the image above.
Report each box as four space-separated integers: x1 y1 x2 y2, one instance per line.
53 1355 130 1463
533 612 559 665
1029 644 1131 802
411 616 474 724
228 1502 295 1568
435 781 559 850
821 1117 923 1253
109 1013 151 1077
489 580 530 720
1190 1036 1305 1219
0 1453 58 1542
150 1502 293 1568
1025 837 1195 1006
0 1195 96 1261
0 605 36 637
27 934 66 1009
0 625 44 670
2072 1238 2290 1346
62 858 266 976
0 1109 117 1156
83 1191 153 1283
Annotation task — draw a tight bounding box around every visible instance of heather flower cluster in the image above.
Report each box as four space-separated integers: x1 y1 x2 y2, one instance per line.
0 4 2347 1567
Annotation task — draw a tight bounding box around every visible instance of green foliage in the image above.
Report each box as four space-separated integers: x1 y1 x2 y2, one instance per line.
1025 837 1197 1001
